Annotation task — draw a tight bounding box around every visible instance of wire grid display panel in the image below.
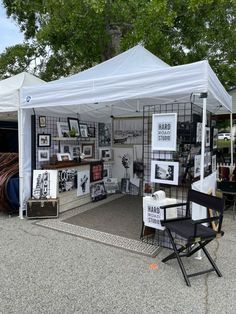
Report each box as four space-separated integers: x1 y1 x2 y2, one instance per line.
142 102 211 248
35 114 97 169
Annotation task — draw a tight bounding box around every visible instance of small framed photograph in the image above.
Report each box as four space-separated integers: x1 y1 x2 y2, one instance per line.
38 150 50 162
39 116 46 128
57 153 72 161
206 127 210 147
38 134 51 147
71 145 81 159
99 148 112 161
82 144 94 158
88 126 96 138
60 144 71 154
68 118 80 137
79 123 88 138
57 121 70 138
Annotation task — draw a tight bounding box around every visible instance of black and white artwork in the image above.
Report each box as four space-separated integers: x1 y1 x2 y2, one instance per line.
32 170 58 199
58 169 77 193
38 134 51 147
79 123 88 138
60 144 72 155
71 145 81 159
99 148 112 161
103 178 119 194
38 150 50 162
151 160 179 185
90 182 107 202
112 147 133 180
39 116 46 128
213 128 218 149
77 170 90 196
113 118 142 145
152 113 177 151
68 118 80 137
196 122 202 143
206 127 210 147
194 154 201 178
98 123 111 147
57 121 70 138
212 155 216 172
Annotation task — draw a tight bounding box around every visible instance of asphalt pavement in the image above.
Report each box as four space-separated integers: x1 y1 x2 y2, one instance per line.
0 210 235 314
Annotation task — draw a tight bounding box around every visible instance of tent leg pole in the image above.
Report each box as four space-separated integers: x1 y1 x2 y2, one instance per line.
18 108 24 219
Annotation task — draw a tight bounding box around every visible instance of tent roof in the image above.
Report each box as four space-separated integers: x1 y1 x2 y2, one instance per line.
21 47 232 122
0 72 44 112
54 45 170 84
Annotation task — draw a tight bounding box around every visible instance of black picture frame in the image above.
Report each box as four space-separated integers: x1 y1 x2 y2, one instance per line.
37 134 51 147
88 126 96 138
67 117 80 137
79 123 89 138
39 116 46 128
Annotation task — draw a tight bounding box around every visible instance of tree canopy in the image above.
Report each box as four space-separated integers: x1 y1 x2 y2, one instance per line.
1 0 236 89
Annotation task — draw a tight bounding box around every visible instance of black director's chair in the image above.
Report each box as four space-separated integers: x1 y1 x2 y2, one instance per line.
160 189 225 287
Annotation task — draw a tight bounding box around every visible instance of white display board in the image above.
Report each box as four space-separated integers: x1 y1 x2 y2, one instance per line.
32 170 58 199
143 196 179 230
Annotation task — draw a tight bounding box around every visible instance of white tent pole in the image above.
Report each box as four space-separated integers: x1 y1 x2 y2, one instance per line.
200 97 207 192
17 107 24 219
230 112 233 167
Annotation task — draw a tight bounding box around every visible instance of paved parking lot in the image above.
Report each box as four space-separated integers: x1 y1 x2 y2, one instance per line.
0 211 235 314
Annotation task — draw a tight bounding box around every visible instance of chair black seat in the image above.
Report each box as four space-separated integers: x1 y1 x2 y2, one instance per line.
163 219 217 240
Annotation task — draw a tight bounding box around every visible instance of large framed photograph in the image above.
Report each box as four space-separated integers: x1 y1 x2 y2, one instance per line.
37 134 51 147
38 150 50 162
82 144 94 158
32 170 58 199
79 123 88 138
67 117 80 137
57 121 70 138
113 118 142 145
151 160 179 185
98 123 111 147
152 113 177 151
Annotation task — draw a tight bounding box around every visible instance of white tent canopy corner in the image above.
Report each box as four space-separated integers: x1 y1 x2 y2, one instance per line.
19 46 232 219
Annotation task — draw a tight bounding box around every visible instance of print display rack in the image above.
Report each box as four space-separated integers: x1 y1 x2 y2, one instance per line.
141 102 212 248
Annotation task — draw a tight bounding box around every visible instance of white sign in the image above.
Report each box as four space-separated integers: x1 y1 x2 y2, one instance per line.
32 170 58 199
152 113 177 151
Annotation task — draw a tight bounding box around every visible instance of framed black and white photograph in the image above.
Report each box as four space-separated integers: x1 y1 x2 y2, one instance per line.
213 128 218 149
39 116 46 128
82 144 94 158
68 117 80 137
88 126 96 138
90 182 107 202
103 164 111 179
57 121 70 138
206 127 210 147
60 144 72 155
38 134 51 147
152 113 177 151
99 148 112 161
113 118 142 145
77 169 90 196
151 160 179 185
57 153 72 161
32 170 58 199
58 169 77 193
38 150 50 162
103 178 119 194
194 154 201 178
79 123 88 138
98 122 111 147
212 155 216 172
71 145 81 159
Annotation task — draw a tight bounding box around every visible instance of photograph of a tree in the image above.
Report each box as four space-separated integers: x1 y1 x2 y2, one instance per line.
0 0 235 89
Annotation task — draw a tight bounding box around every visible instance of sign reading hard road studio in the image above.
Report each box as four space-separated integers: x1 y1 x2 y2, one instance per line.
152 113 177 151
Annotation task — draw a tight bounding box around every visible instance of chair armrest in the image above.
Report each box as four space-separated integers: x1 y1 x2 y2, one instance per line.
191 216 220 225
161 217 190 225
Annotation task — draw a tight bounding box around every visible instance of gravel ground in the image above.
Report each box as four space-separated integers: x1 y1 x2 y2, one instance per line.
0 210 235 314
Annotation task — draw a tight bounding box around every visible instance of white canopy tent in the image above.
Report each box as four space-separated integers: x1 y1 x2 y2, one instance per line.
19 45 232 218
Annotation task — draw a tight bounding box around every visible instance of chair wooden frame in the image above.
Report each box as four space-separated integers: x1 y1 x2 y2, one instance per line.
161 189 225 287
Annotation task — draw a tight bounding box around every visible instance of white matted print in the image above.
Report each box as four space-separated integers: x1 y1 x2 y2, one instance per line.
38 150 50 162
194 154 201 178
151 160 179 185
212 155 216 172
32 170 58 199
152 113 177 151
77 169 90 196
112 147 133 180
57 121 70 138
